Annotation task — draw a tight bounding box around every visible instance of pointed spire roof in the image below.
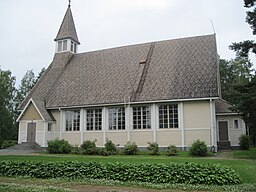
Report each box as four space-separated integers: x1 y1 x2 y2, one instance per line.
54 6 80 44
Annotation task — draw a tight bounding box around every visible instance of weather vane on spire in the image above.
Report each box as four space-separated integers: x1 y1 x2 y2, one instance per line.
68 0 71 7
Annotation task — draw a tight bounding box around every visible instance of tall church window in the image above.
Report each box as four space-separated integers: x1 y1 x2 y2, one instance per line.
65 110 80 131
159 104 178 128
109 107 125 130
86 109 102 131
133 106 151 129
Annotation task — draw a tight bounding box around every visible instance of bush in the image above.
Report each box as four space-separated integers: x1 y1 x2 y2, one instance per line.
71 145 81 154
147 142 159 155
189 139 208 157
104 139 117 155
239 134 250 150
81 140 98 155
97 148 112 156
166 145 178 156
47 139 72 154
1 140 17 149
124 141 138 155
0 161 241 185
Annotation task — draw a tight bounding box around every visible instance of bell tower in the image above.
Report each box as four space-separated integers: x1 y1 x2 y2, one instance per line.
54 2 80 54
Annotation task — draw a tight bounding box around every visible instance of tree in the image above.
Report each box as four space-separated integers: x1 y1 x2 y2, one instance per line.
223 0 256 146
219 58 253 102
15 68 46 107
0 68 17 146
231 77 256 146
15 70 36 108
229 0 256 59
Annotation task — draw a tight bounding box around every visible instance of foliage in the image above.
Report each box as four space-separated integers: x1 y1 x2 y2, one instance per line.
15 70 36 106
231 78 256 145
189 140 208 157
123 141 139 155
0 160 242 185
97 148 112 156
239 134 250 150
0 69 17 146
104 139 117 155
1 140 17 149
80 140 97 155
71 145 81 154
219 58 253 102
166 145 178 156
47 139 72 154
147 142 159 155
229 0 256 60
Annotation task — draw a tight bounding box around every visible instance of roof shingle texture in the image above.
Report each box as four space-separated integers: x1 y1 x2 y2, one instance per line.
215 99 234 113
21 34 219 110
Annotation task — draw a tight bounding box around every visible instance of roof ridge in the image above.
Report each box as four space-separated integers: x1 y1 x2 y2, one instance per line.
76 34 215 56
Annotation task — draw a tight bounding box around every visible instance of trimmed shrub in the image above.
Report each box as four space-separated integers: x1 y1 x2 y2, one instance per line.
81 140 97 155
189 139 208 157
166 145 178 156
147 142 159 155
71 145 81 154
1 140 17 149
0 161 242 185
104 139 117 155
239 134 250 150
97 148 112 156
124 141 138 155
47 139 72 154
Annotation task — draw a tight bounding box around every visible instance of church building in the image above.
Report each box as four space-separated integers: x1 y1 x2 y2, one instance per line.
17 4 246 151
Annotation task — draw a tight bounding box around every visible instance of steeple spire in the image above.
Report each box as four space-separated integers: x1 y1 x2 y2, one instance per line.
68 0 71 7
54 4 80 54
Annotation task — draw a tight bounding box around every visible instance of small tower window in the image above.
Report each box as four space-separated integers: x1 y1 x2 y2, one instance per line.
74 44 77 53
71 41 74 52
58 41 62 52
56 39 77 53
63 40 67 51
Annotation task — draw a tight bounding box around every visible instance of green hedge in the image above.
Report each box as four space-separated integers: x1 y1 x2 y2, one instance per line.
0 161 241 185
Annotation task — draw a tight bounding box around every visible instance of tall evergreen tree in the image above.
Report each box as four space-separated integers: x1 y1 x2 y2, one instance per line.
15 70 36 105
0 68 17 145
229 0 256 59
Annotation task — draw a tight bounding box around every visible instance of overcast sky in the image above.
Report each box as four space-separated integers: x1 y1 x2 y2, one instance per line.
0 0 254 86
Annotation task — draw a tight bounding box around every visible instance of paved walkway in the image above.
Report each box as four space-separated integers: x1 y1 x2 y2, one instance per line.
0 149 42 155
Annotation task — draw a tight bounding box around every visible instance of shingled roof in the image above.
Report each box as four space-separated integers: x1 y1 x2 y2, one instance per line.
54 6 80 44
215 99 235 114
19 34 219 112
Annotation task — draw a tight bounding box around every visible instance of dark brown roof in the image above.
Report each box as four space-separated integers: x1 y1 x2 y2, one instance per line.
54 7 80 44
215 99 234 114
20 34 219 111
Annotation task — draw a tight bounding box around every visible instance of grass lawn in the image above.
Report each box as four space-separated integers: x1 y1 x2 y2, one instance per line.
0 149 255 191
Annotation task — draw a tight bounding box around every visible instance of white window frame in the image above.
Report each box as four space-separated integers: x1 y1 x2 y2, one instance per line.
65 110 80 131
56 39 77 53
86 109 102 131
132 106 151 129
108 107 125 130
159 104 179 129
